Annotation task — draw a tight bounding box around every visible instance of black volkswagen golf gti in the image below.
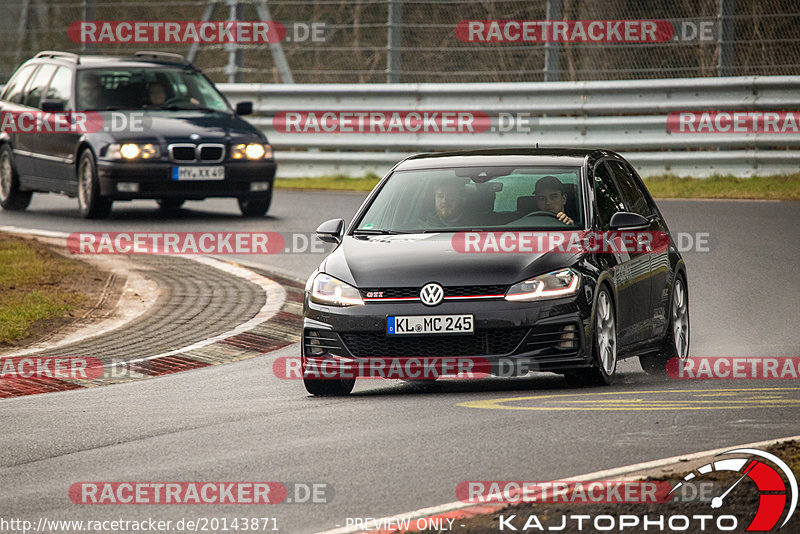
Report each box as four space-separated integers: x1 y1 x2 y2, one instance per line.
0 51 275 218
302 149 689 395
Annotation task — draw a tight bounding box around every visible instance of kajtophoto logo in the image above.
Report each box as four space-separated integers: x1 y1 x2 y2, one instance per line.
668 448 797 532
496 448 797 531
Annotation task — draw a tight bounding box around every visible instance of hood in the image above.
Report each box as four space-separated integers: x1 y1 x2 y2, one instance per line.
323 233 581 288
91 110 263 144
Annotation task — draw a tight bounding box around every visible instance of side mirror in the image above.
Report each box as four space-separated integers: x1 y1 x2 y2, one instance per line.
316 218 345 244
41 99 65 112
609 212 650 231
235 101 253 116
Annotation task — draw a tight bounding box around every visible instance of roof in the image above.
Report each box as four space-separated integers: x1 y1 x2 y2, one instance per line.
395 148 619 171
27 51 196 70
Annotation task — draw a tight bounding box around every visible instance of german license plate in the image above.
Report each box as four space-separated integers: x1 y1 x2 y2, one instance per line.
172 166 225 181
387 315 474 335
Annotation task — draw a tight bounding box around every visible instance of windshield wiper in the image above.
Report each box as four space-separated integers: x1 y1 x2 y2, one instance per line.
352 229 409 235
159 105 220 112
417 228 488 233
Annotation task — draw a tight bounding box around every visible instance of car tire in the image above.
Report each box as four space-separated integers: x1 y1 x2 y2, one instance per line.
640 275 690 376
238 192 272 217
303 376 356 397
0 145 33 211
157 198 185 212
77 150 112 219
564 287 617 387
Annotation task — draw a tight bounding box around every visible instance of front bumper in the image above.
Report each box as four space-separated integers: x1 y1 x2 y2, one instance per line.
96 159 276 199
302 295 595 376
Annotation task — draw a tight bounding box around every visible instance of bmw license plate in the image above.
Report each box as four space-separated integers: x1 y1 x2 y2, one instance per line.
387 315 473 335
172 166 225 181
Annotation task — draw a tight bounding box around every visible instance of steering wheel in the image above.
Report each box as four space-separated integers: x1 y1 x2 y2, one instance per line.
161 96 183 106
522 210 561 220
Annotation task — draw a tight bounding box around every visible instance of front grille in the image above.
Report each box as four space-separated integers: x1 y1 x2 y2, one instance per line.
170 145 195 162
521 323 581 356
361 285 506 300
340 329 527 358
445 285 507 297
168 143 225 163
199 144 224 162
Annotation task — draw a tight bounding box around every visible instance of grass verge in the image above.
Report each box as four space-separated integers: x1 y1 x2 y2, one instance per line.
0 234 90 344
275 173 800 200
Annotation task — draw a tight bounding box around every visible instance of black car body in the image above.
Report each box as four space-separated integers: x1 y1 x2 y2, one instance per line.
302 149 690 395
0 51 276 218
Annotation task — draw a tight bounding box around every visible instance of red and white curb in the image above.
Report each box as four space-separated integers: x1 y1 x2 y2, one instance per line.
0 225 294 396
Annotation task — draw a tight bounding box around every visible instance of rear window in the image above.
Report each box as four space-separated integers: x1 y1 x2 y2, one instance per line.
356 166 584 232
1 64 38 104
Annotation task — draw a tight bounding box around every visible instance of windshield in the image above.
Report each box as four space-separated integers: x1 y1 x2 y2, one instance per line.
355 166 584 233
76 68 231 112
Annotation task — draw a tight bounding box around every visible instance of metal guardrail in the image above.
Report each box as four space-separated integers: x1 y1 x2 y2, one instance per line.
219 76 800 178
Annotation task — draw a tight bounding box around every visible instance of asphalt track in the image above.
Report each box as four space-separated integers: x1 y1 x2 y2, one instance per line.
0 192 798 533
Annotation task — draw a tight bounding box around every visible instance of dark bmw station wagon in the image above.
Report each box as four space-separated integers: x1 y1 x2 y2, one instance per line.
0 51 275 218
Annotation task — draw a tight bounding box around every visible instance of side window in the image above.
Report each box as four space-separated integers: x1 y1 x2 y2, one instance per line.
24 64 57 109
1 64 37 104
606 160 652 217
593 162 626 230
44 67 73 108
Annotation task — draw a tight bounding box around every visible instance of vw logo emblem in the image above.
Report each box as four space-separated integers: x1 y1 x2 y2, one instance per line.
420 283 444 306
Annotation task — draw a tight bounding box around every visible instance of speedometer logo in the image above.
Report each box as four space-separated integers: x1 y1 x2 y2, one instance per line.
669 448 798 531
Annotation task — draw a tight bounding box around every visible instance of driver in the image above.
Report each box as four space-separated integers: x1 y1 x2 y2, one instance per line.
533 175 574 225
147 81 168 106
425 178 471 227
78 72 104 110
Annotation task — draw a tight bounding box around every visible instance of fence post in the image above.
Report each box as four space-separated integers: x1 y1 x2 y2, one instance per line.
717 0 735 77
544 0 562 82
387 0 403 83
82 0 96 54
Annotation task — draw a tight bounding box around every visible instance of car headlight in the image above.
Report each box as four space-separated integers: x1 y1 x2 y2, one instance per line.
232 143 272 160
310 273 363 307
505 268 580 302
107 143 160 160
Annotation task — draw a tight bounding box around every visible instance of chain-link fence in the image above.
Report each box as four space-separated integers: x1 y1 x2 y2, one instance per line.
2 0 800 84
